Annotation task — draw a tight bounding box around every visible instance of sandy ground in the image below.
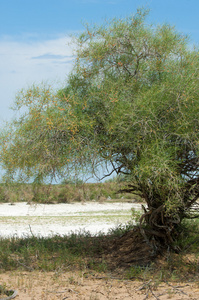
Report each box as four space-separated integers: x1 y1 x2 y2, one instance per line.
1 271 199 300
0 202 140 238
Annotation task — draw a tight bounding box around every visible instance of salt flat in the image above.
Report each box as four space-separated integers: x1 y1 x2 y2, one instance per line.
0 202 142 238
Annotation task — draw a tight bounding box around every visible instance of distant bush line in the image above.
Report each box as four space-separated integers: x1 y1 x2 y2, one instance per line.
0 182 141 204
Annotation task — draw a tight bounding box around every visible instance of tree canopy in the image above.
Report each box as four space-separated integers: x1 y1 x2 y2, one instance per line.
0 9 199 250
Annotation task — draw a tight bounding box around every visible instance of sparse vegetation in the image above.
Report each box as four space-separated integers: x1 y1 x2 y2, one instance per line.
0 220 198 284
0 181 138 204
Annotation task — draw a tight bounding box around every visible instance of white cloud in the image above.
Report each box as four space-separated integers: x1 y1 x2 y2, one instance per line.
0 35 75 123
32 53 72 60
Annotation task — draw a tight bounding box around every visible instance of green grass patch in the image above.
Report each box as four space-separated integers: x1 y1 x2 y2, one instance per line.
0 224 128 273
0 219 198 283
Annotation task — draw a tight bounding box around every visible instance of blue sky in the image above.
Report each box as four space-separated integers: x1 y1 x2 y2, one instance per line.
0 0 199 124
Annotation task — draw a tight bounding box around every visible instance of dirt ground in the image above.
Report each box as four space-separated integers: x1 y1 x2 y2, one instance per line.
1 270 199 300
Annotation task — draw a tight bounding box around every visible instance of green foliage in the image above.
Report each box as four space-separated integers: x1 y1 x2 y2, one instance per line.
0 8 199 248
131 208 142 224
173 219 199 252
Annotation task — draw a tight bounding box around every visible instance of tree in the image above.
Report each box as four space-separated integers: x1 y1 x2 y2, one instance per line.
0 9 199 251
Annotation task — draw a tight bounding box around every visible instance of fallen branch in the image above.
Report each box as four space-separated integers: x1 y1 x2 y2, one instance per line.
0 285 17 300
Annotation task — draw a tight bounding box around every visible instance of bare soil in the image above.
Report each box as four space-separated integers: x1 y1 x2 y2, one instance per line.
1 270 199 300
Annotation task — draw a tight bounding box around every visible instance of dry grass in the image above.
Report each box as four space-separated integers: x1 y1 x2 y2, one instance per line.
0 182 140 204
